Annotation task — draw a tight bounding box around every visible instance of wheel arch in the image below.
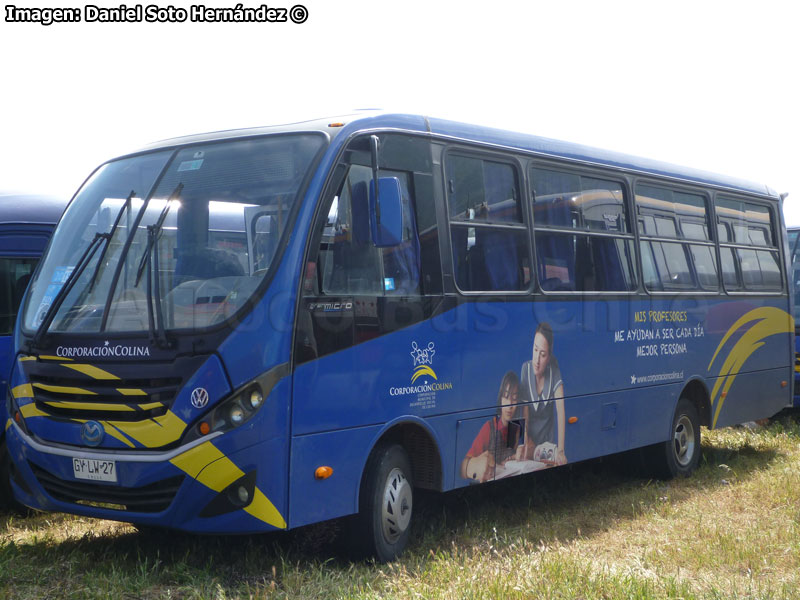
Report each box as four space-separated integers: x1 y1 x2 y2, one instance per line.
681 377 712 428
359 417 444 495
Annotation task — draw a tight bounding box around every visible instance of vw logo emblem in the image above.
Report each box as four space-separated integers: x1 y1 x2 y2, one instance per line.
81 421 105 447
191 387 209 409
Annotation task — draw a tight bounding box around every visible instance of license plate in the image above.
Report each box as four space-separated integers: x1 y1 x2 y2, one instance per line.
72 458 117 483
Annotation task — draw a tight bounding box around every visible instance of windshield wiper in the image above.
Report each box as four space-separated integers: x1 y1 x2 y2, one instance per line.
135 183 182 286
87 190 136 293
134 183 182 349
142 222 171 348
28 231 111 352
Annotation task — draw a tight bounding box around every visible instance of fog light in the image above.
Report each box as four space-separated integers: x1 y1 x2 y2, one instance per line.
236 485 250 503
248 389 263 409
229 404 245 426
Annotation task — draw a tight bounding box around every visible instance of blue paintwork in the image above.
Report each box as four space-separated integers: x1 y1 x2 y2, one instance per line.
4 116 791 534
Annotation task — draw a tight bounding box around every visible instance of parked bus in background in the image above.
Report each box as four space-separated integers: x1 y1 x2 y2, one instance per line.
0 192 66 506
786 226 800 406
4 114 793 560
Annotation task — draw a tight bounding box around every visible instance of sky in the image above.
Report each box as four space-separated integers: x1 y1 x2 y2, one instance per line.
2 0 799 221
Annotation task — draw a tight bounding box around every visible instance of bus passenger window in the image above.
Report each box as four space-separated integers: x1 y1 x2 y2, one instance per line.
531 167 635 292
446 154 529 292
636 184 717 292
716 197 780 292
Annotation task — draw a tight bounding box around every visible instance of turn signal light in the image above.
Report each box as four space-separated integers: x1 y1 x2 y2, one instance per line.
14 411 21 424
568 416 578 424
328 122 345 128
315 466 333 480
198 421 210 435
781 380 788 388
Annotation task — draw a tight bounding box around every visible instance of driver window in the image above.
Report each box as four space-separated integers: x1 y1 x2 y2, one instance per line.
312 165 421 296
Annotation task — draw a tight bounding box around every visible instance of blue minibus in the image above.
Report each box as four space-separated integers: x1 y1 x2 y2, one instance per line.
0 192 66 505
4 114 792 560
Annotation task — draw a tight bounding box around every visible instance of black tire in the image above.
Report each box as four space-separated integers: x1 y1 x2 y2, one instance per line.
356 443 414 562
647 397 701 480
0 439 28 514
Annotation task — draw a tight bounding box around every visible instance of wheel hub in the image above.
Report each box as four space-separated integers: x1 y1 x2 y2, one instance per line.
673 415 695 467
381 467 412 543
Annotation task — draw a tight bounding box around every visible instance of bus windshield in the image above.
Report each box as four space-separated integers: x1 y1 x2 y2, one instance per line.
23 133 324 334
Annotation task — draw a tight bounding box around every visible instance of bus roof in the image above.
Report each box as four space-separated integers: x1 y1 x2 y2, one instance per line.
0 192 67 224
136 112 775 199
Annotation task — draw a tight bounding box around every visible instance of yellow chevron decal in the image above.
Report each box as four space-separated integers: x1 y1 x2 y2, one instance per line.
116 388 148 396
33 383 96 396
103 411 186 448
11 384 33 399
244 488 287 528
708 307 793 427
101 422 137 448
169 441 286 529
61 364 120 380
19 356 37 362
39 355 72 361
5 419 11 431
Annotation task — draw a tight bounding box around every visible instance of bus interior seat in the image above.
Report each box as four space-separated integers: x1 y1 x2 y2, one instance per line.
536 234 575 291
174 247 245 286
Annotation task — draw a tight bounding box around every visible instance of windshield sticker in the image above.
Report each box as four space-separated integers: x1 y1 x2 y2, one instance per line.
35 266 75 325
177 159 204 172
384 278 395 291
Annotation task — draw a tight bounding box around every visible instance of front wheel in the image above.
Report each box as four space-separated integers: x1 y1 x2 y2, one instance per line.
647 397 701 479
357 443 414 562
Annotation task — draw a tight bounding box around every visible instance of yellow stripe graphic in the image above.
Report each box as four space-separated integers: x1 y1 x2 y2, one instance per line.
20 403 49 419
708 307 793 427
11 384 34 399
116 388 148 396
61 364 120 380
103 411 187 448
169 441 286 529
33 383 96 396
39 355 72 361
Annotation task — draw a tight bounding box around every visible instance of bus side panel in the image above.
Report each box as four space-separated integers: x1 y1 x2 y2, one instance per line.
710 367 791 428
288 425 382 528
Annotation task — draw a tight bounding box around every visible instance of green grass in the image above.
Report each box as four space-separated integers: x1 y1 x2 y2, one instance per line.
3 413 800 599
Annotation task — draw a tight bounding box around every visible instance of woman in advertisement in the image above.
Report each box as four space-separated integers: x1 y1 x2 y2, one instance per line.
520 322 568 466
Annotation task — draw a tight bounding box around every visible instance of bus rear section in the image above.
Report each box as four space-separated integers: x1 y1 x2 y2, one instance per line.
4 114 793 561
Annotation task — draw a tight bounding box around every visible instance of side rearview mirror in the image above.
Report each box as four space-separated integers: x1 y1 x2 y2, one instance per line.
369 177 403 247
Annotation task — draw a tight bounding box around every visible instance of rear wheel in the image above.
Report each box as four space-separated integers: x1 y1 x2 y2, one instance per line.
648 397 701 479
357 443 413 562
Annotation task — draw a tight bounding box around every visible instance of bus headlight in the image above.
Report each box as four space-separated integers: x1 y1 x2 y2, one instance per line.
248 389 263 410
183 383 265 444
229 404 245 426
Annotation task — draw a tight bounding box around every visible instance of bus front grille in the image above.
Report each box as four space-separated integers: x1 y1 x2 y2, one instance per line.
30 463 184 513
22 355 209 421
